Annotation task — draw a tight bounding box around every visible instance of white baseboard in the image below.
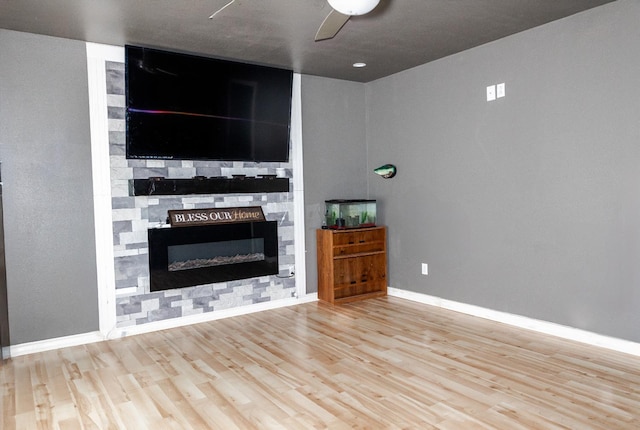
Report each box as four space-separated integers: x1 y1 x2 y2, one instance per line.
7 331 104 358
388 287 640 357
5 294 318 358
7 290 637 358
8 291 637 359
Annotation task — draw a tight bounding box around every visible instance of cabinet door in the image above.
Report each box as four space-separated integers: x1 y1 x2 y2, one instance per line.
333 253 386 300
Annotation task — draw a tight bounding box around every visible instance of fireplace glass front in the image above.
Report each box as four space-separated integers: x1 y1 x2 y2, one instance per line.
148 221 278 292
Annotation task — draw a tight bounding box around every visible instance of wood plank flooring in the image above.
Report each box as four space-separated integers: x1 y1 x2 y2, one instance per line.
1 296 639 429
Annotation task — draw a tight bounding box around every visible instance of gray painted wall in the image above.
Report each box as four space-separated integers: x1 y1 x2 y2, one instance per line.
0 30 99 343
1 0 637 347
366 0 640 342
301 75 367 293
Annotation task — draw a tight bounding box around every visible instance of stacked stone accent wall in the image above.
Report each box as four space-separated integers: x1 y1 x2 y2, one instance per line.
105 61 296 327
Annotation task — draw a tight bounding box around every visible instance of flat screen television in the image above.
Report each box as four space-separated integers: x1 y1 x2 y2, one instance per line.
125 45 293 162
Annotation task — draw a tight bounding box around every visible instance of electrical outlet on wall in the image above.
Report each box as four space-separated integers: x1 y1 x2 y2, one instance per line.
278 265 295 278
421 263 429 275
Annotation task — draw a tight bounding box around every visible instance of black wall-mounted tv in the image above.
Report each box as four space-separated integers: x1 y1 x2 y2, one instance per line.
125 45 293 162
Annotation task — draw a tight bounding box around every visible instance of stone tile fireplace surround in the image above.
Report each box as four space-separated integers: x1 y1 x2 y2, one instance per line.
106 61 296 328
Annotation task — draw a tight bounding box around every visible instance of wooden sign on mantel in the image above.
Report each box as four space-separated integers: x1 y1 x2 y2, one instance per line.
168 206 265 227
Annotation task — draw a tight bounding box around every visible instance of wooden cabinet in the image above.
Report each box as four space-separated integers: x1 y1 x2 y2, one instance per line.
317 226 387 304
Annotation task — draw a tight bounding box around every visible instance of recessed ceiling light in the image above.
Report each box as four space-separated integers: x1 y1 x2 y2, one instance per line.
353 62 367 68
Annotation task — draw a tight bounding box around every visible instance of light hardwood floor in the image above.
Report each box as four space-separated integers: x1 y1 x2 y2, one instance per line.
1 296 639 429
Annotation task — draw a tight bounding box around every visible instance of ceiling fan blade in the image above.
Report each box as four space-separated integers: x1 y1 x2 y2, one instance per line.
315 9 350 41
209 0 237 19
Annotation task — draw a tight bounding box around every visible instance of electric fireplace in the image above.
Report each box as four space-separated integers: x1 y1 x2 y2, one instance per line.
148 221 278 292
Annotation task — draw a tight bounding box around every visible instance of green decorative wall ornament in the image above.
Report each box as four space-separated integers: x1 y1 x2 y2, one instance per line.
374 164 397 179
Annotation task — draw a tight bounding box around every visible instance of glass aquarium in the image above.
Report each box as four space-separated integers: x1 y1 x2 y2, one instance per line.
324 199 377 229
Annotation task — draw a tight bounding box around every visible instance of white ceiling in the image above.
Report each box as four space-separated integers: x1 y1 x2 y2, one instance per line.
0 0 616 82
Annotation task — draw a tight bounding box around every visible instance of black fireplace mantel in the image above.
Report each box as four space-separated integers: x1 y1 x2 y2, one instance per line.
129 176 289 196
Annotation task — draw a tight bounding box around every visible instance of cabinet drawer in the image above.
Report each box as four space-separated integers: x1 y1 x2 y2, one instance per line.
332 228 385 246
334 242 384 256
332 228 385 256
